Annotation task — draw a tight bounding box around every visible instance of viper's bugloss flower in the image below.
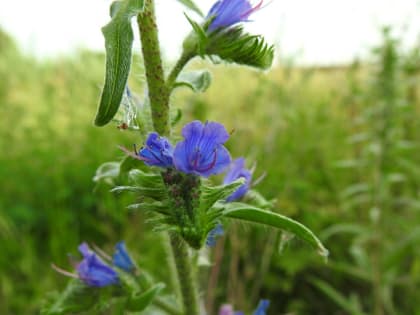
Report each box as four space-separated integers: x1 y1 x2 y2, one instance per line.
137 132 174 167
206 224 224 247
206 0 263 32
77 243 119 287
253 300 270 315
223 157 252 202
53 243 119 287
113 241 135 272
218 299 270 315
173 121 231 177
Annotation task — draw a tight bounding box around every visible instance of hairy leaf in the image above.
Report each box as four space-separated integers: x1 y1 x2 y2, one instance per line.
205 26 274 70
127 283 165 312
94 0 145 126
223 203 328 257
174 70 212 92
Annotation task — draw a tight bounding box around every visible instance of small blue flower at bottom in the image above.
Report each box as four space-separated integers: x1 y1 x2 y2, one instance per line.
206 224 224 247
253 300 270 315
52 243 119 287
113 241 135 272
173 121 231 177
223 157 252 202
218 300 270 315
206 0 263 32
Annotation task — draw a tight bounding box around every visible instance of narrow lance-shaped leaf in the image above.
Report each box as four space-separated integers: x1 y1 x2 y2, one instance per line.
94 0 145 126
223 203 329 258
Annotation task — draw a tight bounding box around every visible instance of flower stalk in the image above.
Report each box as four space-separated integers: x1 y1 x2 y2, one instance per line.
137 1 201 314
137 0 170 136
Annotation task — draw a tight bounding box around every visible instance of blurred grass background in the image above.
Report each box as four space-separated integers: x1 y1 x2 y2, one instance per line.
0 26 419 315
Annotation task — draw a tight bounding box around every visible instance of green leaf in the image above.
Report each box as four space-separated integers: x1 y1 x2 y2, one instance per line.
176 0 203 17
199 178 245 214
94 0 145 126
93 162 120 183
223 203 328 258
205 27 274 70
310 278 367 315
174 70 212 92
170 108 183 127
127 283 165 312
41 279 98 315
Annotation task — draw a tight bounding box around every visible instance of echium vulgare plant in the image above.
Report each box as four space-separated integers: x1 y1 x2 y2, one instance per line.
42 0 328 314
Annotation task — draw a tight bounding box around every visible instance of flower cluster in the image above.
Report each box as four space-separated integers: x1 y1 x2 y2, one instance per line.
53 241 135 287
206 0 263 32
135 120 231 178
219 299 270 315
125 120 254 247
131 120 252 201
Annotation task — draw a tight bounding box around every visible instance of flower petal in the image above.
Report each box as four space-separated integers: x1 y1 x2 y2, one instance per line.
197 144 231 177
113 241 135 272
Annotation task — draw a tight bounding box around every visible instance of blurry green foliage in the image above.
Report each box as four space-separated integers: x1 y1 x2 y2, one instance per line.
0 26 419 314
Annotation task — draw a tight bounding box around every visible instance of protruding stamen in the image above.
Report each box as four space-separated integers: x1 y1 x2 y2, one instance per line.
51 263 79 279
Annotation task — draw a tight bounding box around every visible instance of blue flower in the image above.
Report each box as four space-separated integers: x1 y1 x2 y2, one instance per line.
223 157 252 202
207 0 263 32
218 300 269 315
137 132 174 168
206 224 224 246
253 300 270 315
173 121 231 177
113 241 135 272
76 243 119 287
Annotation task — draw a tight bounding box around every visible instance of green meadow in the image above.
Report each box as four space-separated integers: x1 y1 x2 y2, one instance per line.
0 27 419 314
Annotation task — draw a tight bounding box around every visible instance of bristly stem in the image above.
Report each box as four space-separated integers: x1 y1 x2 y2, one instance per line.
166 51 195 91
137 0 170 136
137 2 200 314
169 232 200 315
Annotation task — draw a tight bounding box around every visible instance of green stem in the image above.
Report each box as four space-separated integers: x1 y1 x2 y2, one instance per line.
169 232 200 315
137 0 170 136
166 52 195 91
137 3 200 314
154 297 183 315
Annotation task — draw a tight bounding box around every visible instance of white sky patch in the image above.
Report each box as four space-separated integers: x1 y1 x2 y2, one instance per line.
0 0 419 65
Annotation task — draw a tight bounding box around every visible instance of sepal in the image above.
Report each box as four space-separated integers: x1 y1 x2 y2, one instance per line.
41 279 100 315
184 15 274 69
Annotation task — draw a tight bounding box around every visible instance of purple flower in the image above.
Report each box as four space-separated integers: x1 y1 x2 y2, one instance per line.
53 243 119 287
113 241 135 272
76 243 119 287
207 0 263 32
206 223 224 246
137 132 174 168
223 158 252 202
253 300 270 315
218 300 270 315
173 121 231 177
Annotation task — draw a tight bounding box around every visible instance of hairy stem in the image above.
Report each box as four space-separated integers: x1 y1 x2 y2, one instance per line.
166 52 195 91
137 2 200 314
137 0 169 136
169 232 200 315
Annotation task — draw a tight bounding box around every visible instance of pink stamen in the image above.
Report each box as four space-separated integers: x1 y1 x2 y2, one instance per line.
240 0 263 19
92 243 112 261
